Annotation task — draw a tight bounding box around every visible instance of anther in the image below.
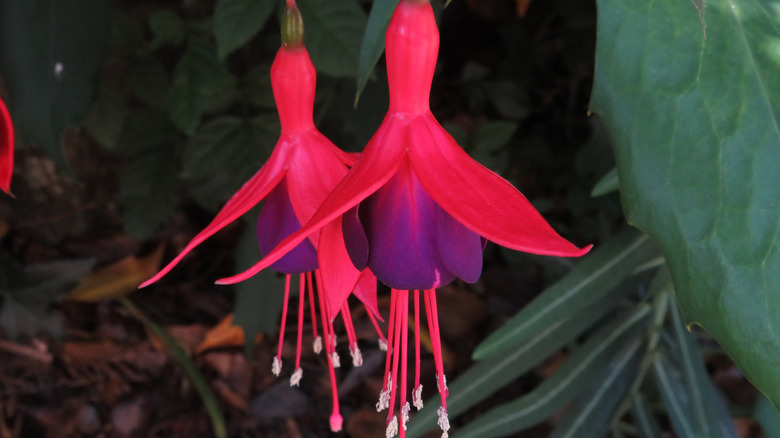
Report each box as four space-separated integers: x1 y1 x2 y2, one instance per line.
289 367 303 386
272 356 282 376
413 385 423 410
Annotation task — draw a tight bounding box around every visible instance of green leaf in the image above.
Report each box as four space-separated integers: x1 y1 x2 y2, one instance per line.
406 286 629 437
148 10 186 50
451 304 651 438
651 353 698 438
82 83 127 150
126 55 171 108
118 111 180 239
0 258 94 339
354 0 399 104
590 167 619 197
241 64 275 108
213 0 275 59
755 394 780 438
549 340 644 438
296 0 367 77
121 298 226 438
165 36 235 134
182 115 278 211
469 120 518 171
591 0 780 407
473 228 657 360
233 221 286 356
630 393 664 438
0 0 114 170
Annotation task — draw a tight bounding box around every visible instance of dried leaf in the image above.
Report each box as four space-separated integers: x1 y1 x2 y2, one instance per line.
195 314 264 354
68 245 164 302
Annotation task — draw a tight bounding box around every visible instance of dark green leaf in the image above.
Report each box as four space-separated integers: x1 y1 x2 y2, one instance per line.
148 10 186 50
354 0 398 104
241 64 275 108
549 340 644 438
182 115 278 211
652 353 698 438
297 0 367 77
126 55 171 108
451 305 651 438
473 228 657 360
0 0 114 169
213 0 275 59
165 36 235 134
591 0 780 406
0 258 94 339
233 222 286 356
469 120 518 171
591 167 619 197
755 394 780 438
82 83 127 150
118 111 180 238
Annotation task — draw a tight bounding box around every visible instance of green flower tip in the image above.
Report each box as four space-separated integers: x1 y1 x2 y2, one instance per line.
282 6 304 48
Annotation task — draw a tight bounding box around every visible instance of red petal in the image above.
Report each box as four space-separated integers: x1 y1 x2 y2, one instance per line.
317 217 362 320
285 130 350 246
352 269 382 322
410 113 591 257
140 143 289 288
0 98 14 195
216 116 407 285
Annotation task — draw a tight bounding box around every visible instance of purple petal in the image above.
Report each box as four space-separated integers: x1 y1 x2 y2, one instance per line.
362 162 455 290
342 205 369 270
437 207 483 284
257 179 318 274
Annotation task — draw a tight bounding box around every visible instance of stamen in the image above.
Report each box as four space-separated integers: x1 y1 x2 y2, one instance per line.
350 345 363 367
386 290 404 426
413 384 423 411
366 303 389 350
289 367 303 386
437 406 450 438
401 402 411 431
425 289 449 410
272 356 282 377
413 290 422 410
330 351 341 368
274 274 292 377
379 292 398 412
341 303 362 367
386 416 398 438
399 290 409 437
294 274 306 376
377 373 392 412
315 270 342 432
306 272 320 354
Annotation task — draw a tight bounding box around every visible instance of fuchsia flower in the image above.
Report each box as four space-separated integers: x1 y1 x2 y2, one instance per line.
141 4 385 432
219 0 591 436
0 96 14 195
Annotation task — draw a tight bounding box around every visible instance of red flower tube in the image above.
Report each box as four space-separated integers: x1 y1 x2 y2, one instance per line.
219 1 591 436
0 96 14 195
141 4 383 432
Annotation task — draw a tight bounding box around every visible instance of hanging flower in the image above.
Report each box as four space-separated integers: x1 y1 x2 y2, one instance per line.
141 3 384 432
0 96 14 195
218 0 591 436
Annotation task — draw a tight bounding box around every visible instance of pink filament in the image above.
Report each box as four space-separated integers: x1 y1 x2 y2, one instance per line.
425 289 448 408
276 274 292 368
341 303 358 350
314 270 342 430
306 271 319 348
414 290 421 401
366 304 388 346
399 290 410 437
294 274 306 371
386 290 405 424
381 291 399 402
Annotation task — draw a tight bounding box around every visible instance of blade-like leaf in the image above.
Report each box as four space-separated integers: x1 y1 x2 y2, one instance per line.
451 304 651 438
473 228 657 360
0 0 114 170
213 0 275 59
354 0 399 104
631 393 664 438
405 286 633 437
755 394 780 438
591 167 619 197
591 0 780 406
549 340 644 438
296 0 367 78
652 353 698 438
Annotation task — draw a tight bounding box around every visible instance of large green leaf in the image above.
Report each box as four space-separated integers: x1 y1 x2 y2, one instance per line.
0 0 114 169
213 0 275 59
354 0 398 104
296 0 366 77
591 0 780 406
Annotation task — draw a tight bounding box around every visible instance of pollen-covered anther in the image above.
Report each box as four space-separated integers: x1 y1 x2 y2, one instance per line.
379 338 388 351
401 402 411 430
330 351 341 368
413 384 423 410
436 373 449 396
313 336 323 354
386 415 399 438
437 406 450 437
289 367 303 386
350 345 363 367
376 373 392 412
272 356 282 376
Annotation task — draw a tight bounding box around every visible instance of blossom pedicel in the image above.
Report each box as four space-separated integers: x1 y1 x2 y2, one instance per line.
220 0 591 436
140 2 385 432
0 96 14 195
